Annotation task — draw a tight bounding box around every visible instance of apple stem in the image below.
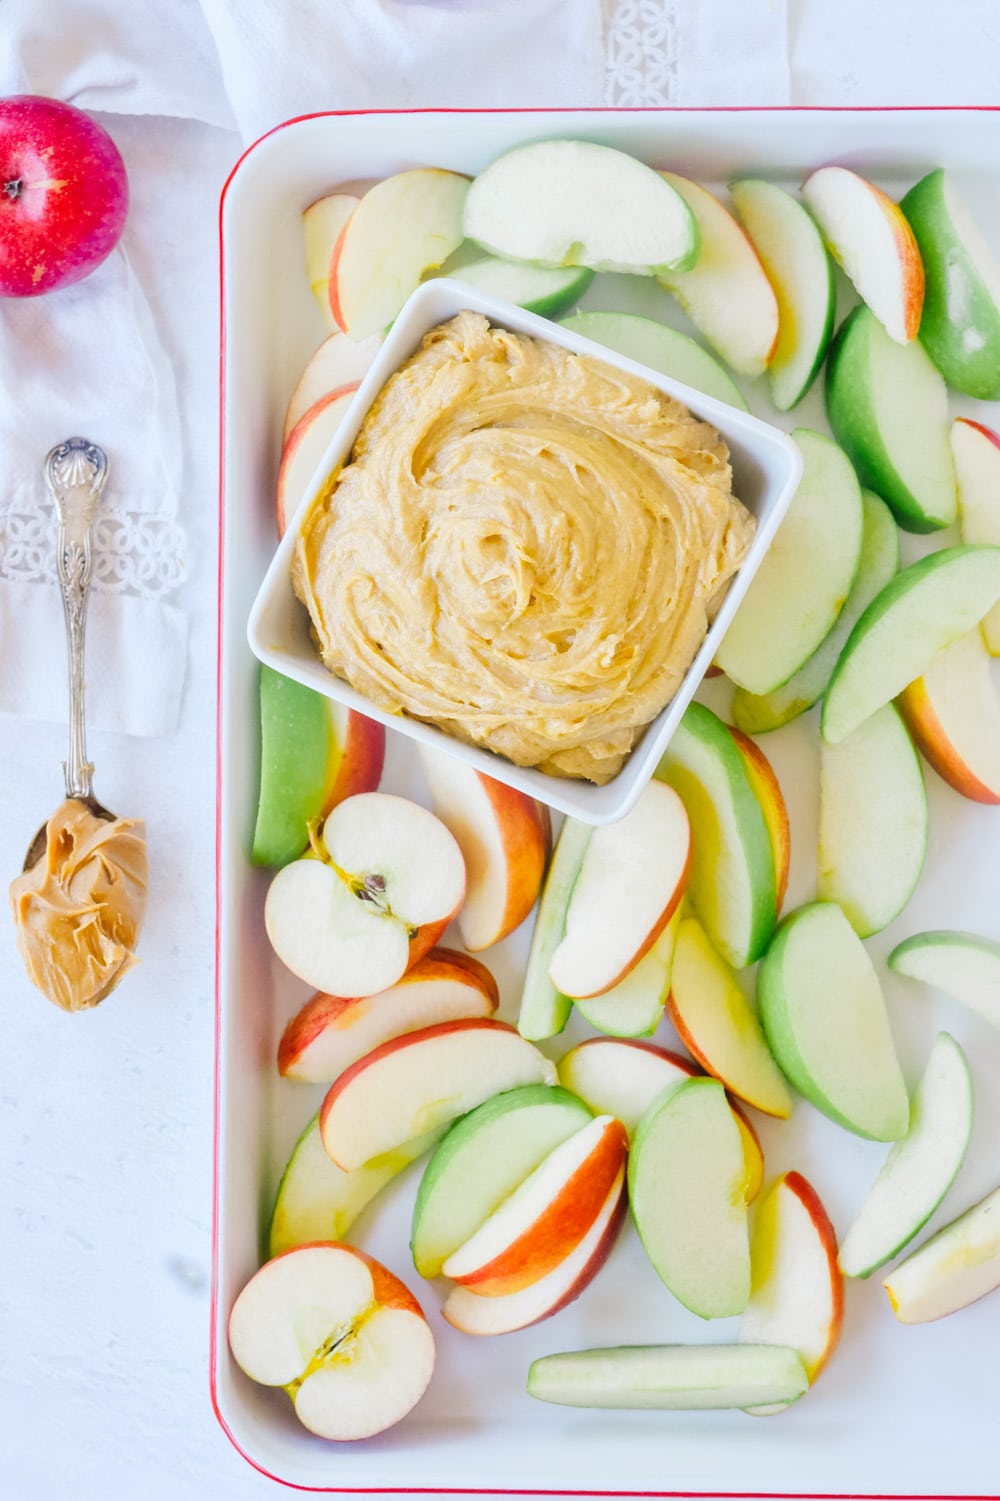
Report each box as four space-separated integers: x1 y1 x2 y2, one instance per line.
3 178 23 202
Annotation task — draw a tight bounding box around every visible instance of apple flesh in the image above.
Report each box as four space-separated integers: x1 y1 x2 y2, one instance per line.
559 310 747 409
883 1184 1000 1324
889 929 1000 1032
282 330 381 443
573 908 680 1039
435 249 594 316
228 1243 434 1440
898 629 1000 804
276 386 358 537
517 817 591 1042
302 192 359 329
952 418 1000 654
727 728 791 917
527 1343 808 1412
0 95 128 296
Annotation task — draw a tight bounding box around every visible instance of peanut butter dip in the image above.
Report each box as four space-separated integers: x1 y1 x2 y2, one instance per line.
294 312 755 783
10 799 148 1012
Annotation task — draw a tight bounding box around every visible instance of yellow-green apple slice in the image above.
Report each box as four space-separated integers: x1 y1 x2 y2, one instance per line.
527 1343 808 1412
656 173 779 377
667 916 792 1118
251 667 384 869
825 306 955 533
732 490 899 734
417 750 548 952
282 330 381 442
319 1018 556 1171
559 309 747 409
547 780 690 1000
716 429 864 695
517 817 591 1042
411 1083 592 1279
442 1115 628 1296
269 1116 441 1259
276 386 357 537
628 1076 751 1318
329 168 469 339
803 166 924 344
277 948 499 1083
952 418 1000 653
822 545 1000 744
656 702 776 969
839 1033 972 1280
434 249 594 316
818 703 928 937
727 728 791 917
302 191 359 330
557 1037 764 1202
739 1171 843 1415
265 792 465 997
228 1243 434 1440
899 630 1000 803
464 139 698 275
729 177 835 410
442 1168 626 1336
883 1184 1000 1323
889 929 1000 1032
758 902 909 1142
573 907 680 1039
901 169 1000 399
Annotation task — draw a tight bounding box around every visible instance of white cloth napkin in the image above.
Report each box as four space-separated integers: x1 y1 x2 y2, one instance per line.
603 0 789 106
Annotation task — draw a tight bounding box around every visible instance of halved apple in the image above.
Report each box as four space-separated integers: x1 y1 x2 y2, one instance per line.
517 817 591 1042
276 386 358 537
573 908 680 1039
228 1243 435 1440
303 191 359 329
559 310 747 409
265 792 466 998
464 139 698 275
802 165 924 343
821 545 1000 745
883 1184 1000 1323
329 168 469 339
282 330 381 443
319 1018 557 1171
657 173 779 377
418 749 548 952
951 418 1000 654
729 176 835 410
839 1033 973 1279
889 929 1000 1033
715 429 863 696
278 948 499 1083
727 728 790 917
547 779 690 1000
527 1344 808 1412
898 629 1000 804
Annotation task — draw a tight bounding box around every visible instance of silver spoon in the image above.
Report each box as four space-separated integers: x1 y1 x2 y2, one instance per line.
23 437 115 871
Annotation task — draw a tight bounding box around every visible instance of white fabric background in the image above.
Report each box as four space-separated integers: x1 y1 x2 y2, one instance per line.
1 2 999 1496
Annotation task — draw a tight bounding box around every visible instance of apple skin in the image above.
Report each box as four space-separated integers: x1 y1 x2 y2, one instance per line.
727 728 790 918
898 672 1000 806
0 96 128 296
276 385 358 537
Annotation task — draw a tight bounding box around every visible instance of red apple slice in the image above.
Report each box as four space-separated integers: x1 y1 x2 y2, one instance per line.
442 1169 627 1336
330 168 469 339
802 166 924 343
282 330 381 442
278 948 499 1082
442 1115 627 1296
319 1018 557 1171
228 1243 434 1440
276 386 358 537
418 750 548 952
728 727 791 918
303 192 360 328
547 779 690 1000
952 417 1000 653
898 629 1000 804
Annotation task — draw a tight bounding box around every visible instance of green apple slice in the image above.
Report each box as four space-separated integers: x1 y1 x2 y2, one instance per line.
952 417 1000 653
559 310 747 409
517 817 591 1041
821 544 1000 744
818 703 928 937
729 177 835 410
758 902 909 1142
732 490 899 734
628 1076 751 1319
656 702 776 969
574 908 680 1038
465 139 699 274
268 1115 440 1258
410 1083 591 1278
715 429 864 695
839 1033 973 1280
252 666 336 867
901 169 1000 400
434 248 593 316
826 305 957 533
889 929 1000 1032
527 1343 808 1412
883 1184 1000 1323
667 916 792 1118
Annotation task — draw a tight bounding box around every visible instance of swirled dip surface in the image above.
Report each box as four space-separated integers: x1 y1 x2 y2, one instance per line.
293 312 755 782
10 799 148 1012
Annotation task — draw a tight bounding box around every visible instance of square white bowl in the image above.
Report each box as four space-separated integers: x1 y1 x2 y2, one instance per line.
247 276 802 823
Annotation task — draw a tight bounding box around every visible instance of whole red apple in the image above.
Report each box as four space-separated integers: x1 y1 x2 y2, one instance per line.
0 95 129 297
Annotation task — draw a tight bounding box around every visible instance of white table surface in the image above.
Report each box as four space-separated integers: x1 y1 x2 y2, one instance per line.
3 5 1000 1495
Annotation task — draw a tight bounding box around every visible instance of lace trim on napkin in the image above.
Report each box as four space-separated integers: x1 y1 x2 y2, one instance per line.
604 0 676 105
0 499 186 600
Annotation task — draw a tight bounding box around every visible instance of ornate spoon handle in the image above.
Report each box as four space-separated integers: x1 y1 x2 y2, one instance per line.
44 438 109 802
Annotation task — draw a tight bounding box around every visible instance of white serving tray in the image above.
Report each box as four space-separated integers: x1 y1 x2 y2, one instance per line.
215 108 1000 1495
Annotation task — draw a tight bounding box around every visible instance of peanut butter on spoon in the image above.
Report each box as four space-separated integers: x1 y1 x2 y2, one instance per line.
10 439 147 1012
